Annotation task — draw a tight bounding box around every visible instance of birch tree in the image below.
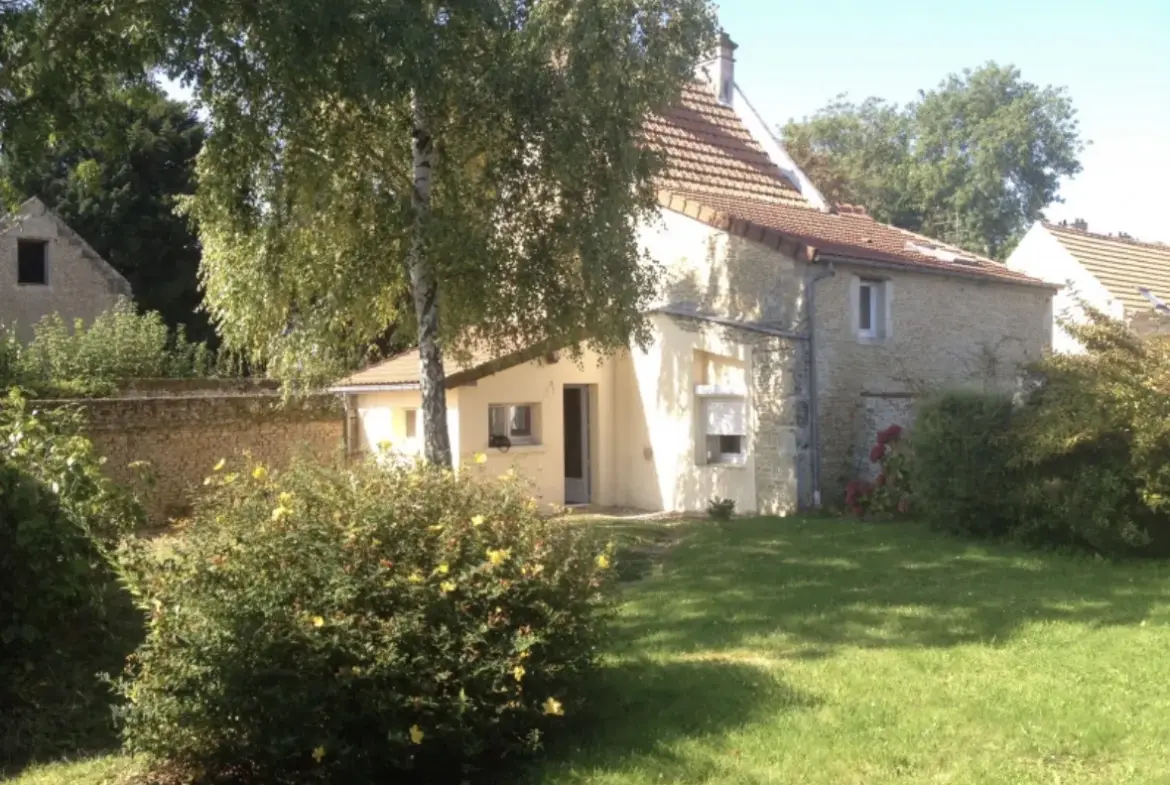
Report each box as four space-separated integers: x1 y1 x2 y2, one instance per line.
8 0 715 465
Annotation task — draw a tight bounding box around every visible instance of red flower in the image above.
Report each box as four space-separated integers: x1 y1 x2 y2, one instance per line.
869 443 886 463
874 473 886 488
877 424 903 445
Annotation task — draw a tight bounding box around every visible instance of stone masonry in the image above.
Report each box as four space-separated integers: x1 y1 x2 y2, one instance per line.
46 383 344 523
1 198 131 340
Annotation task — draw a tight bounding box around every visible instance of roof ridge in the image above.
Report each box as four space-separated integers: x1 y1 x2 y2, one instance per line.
1044 222 1170 252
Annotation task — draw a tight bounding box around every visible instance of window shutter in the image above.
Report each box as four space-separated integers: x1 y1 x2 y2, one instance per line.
704 399 745 435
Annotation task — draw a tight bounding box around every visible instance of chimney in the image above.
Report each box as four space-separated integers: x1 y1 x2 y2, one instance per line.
699 31 737 106
1073 218 1088 231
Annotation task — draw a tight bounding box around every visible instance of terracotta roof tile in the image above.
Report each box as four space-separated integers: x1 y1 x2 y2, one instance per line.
1044 223 1170 315
663 190 1051 287
647 82 1049 288
646 82 809 208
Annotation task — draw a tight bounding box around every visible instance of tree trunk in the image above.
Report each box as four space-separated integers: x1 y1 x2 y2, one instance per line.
409 92 453 467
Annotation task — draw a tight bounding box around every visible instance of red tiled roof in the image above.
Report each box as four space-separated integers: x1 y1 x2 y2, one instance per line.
1044 222 1170 314
645 83 809 208
661 190 1051 287
649 82 1050 288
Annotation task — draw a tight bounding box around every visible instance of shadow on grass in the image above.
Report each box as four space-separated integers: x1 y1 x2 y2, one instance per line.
611 517 1170 656
525 657 818 783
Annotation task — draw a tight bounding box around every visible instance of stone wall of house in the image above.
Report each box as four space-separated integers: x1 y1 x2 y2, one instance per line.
0 200 131 340
641 209 804 328
749 334 810 513
49 384 344 522
812 263 1053 498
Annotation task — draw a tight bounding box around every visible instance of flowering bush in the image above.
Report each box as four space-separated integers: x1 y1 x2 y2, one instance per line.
847 424 911 518
117 457 614 783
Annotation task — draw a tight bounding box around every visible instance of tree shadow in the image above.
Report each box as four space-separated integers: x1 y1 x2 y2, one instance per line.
525 657 819 783
612 517 1170 656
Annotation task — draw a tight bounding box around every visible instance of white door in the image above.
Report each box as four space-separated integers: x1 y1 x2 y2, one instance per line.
563 385 590 504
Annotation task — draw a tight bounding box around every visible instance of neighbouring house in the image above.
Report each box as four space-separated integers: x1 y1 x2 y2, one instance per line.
0 196 132 340
1007 219 1170 352
334 34 1055 514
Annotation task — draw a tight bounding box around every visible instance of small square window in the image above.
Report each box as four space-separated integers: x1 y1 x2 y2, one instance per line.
489 404 538 446
700 398 746 465
17 240 48 285
404 409 418 440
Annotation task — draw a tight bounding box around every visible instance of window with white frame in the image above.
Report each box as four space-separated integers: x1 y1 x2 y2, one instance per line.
857 278 888 340
488 404 539 446
700 397 747 465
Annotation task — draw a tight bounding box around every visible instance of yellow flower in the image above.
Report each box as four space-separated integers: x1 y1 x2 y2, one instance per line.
519 649 531 660
542 697 564 716
311 616 325 628
473 452 487 464
435 563 450 575
407 571 425 584
278 491 295 505
428 523 444 532
223 472 239 485
471 514 486 527
252 465 268 481
271 506 290 522
409 724 425 745
596 554 611 570
513 665 526 682
486 548 510 566
213 458 226 472
311 745 326 763
440 580 457 594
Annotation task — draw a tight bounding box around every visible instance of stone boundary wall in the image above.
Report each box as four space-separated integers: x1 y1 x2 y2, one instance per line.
43 381 344 522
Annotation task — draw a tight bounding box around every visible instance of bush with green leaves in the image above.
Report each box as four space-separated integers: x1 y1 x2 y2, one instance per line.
707 496 735 521
1 298 237 397
117 458 615 782
912 391 1017 538
0 391 145 762
1008 311 1170 556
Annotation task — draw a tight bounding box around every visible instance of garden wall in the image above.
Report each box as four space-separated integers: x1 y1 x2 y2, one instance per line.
46 381 344 522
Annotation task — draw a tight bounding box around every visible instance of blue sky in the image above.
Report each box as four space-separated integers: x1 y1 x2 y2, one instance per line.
716 0 1170 242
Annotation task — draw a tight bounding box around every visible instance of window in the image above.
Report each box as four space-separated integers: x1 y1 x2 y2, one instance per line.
857 278 888 340
17 239 47 285
404 409 418 440
700 398 746 465
489 404 538 446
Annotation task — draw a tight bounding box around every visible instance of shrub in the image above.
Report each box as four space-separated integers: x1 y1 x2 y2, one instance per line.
847 424 911 518
912 391 1017 538
2 299 230 396
118 458 614 783
707 496 736 521
0 391 145 762
1008 311 1170 556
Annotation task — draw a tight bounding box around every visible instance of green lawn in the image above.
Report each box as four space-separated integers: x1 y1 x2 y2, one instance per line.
11 516 1170 785
527 516 1170 785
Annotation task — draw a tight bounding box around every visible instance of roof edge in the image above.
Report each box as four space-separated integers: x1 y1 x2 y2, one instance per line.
815 251 1061 291
732 84 830 212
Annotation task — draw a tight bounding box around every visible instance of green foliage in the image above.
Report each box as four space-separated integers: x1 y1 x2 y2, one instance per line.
782 63 1084 259
846 424 912 519
2 299 233 396
913 391 1017 538
117 458 615 782
0 390 145 764
706 496 735 522
1009 310 1170 556
1 85 210 341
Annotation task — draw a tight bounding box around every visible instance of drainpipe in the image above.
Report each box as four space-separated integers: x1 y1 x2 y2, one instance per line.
806 261 836 508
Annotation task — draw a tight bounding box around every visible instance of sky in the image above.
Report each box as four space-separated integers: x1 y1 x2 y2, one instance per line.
716 0 1170 243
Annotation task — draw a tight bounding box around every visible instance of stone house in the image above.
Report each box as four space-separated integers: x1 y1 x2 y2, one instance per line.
0 196 132 339
334 35 1055 513
1007 219 1170 352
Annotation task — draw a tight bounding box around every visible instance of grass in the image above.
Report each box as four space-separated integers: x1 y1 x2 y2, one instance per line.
11 515 1170 785
527 516 1170 785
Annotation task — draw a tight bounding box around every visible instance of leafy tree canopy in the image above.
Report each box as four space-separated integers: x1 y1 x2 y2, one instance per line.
783 63 1085 259
6 0 716 464
1 86 209 341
